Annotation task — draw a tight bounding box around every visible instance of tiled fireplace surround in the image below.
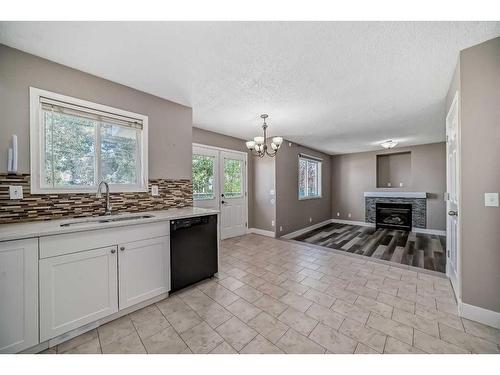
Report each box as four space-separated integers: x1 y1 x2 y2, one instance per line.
365 196 427 229
0 173 193 224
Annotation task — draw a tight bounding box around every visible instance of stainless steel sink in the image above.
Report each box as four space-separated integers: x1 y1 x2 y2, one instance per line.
60 214 155 227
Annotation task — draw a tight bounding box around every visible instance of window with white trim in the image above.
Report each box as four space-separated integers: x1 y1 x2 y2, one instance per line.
298 154 322 200
30 88 148 193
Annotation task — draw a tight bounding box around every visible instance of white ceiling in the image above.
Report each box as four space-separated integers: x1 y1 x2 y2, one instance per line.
1 22 499 154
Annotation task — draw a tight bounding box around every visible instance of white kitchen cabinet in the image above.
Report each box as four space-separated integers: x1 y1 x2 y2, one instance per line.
39 246 118 342
118 236 170 309
0 239 38 353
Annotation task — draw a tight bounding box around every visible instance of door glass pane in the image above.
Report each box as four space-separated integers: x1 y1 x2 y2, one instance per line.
192 154 215 200
43 110 96 187
224 158 243 198
101 123 139 184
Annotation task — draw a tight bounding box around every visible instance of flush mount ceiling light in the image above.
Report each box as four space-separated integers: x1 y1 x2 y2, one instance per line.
380 140 398 149
246 114 283 158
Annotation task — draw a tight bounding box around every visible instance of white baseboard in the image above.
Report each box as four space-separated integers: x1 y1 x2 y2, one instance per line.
247 228 275 237
459 301 500 329
331 219 446 236
281 219 334 239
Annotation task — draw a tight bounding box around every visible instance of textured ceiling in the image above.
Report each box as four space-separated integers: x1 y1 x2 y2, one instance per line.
1 22 499 154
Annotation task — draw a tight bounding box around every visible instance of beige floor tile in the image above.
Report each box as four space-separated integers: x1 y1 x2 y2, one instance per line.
218 276 246 291
215 316 258 351
392 308 439 337
415 304 463 331
165 309 202 334
238 273 267 288
61 337 102 354
339 318 387 353
233 284 264 303
199 283 240 306
280 291 314 312
377 292 415 313
366 313 413 345
365 280 398 296
331 300 370 324
325 285 358 304
299 268 324 280
97 315 136 346
303 288 336 308
384 337 424 354
57 329 98 353
305 303 344 330
101 332 146 354
301 277 330 292
261 272 287 285
240 334 284 354
413 329 468 354
461 318 500 345
248 312 289 344
439 323 499 353
278 307 319 336
257 282 288 299
276 329 325 354
280 279 310 295
281 270 307 282
225 267 248 279
355 295 393 318
226 298 262 322
435 299 459 315
210 341 238 354
309 323 357 354
191 301 233 328
345 283 379 300
130 306 171 340
253 295 289 317
181 322 224 353
354 343 379 354
142 326 188 354
41 347 57 354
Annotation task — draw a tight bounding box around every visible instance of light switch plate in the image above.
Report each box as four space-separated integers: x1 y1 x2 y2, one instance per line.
151 185 159 196
484 193 499 207
9 185 23 199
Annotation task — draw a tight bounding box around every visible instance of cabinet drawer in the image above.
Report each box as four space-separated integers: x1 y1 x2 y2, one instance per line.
40 221 169 259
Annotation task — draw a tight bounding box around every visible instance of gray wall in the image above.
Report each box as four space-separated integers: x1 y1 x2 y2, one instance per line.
275 141 332 236
192 127 255 227
0 44 192 179
331 142 446 230
457 37 500 313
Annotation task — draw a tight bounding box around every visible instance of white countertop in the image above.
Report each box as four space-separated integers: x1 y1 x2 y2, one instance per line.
0 207 219 242
364 192 427 198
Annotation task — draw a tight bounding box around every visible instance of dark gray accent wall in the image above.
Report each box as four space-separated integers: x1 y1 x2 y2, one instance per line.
331 143 446 231
457 37 500 314
275 141 332 236
0 44 192 179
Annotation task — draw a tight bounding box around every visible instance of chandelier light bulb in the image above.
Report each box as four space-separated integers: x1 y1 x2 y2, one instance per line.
246 140 256 150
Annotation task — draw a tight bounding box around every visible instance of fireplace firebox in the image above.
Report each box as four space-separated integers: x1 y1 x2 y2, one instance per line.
375 202 412 231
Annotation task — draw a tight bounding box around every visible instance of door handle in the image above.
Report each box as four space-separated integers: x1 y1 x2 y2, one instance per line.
221 200 227 204
448 210 458 216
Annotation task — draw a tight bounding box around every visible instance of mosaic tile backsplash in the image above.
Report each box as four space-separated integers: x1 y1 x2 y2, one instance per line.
0 174 193 224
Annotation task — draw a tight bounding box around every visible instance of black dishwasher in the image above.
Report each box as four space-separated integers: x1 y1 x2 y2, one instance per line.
170 214 218 292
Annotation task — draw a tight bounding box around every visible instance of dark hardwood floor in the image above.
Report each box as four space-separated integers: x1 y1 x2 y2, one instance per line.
293 223 446 273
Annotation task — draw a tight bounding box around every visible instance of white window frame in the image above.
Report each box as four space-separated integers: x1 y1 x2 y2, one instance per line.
29 87 148 194
298 154 322 200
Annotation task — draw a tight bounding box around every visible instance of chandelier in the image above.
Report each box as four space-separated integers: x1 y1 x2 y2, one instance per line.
245 114 283 157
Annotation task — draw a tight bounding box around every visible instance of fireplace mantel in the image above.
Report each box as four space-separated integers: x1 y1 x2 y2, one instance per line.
364 192 427 199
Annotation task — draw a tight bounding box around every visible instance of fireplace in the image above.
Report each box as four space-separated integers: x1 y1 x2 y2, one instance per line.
376 202 412 231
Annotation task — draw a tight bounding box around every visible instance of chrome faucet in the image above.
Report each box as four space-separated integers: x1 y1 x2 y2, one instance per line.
96 181 112 215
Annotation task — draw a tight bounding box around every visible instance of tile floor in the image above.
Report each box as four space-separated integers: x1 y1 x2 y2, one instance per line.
42 234 500 354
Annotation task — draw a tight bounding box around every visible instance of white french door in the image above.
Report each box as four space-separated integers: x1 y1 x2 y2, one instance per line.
192 145 247 239
446 92 460 297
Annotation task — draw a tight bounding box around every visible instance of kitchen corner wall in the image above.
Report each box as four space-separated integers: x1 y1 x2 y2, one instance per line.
275 142 332 236
452 36 500 315
331 142 447 231
0 44 193 223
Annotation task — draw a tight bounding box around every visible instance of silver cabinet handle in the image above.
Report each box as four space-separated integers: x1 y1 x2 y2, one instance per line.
448 210 458 216
120 246 125 251
111 249 116 254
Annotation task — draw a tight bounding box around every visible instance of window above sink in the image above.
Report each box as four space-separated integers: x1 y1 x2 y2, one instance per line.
29 87 149 194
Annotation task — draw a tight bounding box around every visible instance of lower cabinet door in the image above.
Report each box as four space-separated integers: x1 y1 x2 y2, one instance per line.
39 246 118 342
0 239 38 353
118 236 170 310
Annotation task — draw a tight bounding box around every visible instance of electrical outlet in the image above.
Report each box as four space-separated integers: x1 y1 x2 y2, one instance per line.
348 213 352 218
337 212 340 217
271 220 275 227
399 182 404 187
485 193 499 207
9 185 23 200
387 182 392 187
309 217 312 223
279 226 283 232
151 185 159 196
